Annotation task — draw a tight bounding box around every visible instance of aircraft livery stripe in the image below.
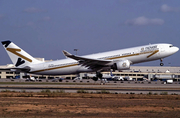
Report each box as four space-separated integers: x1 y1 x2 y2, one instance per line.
147 50 159 58
7 48 32 62
106 50 158 60
31 63 78 73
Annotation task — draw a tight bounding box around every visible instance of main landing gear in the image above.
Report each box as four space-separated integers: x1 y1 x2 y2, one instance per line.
160 58 164 66
92 72 102 81
92 72 105 85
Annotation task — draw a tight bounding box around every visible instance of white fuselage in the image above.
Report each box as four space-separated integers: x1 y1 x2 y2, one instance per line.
29 43 179 75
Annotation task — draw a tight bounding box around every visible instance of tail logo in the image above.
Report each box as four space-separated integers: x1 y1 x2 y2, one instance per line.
15 58 25 67
6 48 32 62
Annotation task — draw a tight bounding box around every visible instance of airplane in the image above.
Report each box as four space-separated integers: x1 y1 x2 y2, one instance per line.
1 40 179 80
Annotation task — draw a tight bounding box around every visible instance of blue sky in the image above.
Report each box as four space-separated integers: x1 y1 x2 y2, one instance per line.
0 0 180 66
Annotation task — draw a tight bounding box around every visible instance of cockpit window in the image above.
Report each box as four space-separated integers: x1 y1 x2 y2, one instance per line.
169 45 173 48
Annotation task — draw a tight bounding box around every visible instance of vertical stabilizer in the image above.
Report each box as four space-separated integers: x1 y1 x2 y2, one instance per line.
1 40 42 67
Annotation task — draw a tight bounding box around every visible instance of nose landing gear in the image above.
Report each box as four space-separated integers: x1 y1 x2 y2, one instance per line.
160 58 164 66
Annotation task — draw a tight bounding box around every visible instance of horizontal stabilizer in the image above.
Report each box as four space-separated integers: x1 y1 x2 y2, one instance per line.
1 66 31 73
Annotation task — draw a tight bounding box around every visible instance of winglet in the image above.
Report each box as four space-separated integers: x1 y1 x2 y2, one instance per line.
62 50 73 57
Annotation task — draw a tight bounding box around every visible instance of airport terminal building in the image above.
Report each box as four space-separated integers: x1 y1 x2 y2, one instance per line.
1 63 180 81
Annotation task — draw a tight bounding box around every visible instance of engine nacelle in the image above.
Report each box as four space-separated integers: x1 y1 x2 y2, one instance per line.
112 60 130 70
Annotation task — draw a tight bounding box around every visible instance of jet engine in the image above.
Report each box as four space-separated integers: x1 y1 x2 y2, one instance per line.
112 60 130 71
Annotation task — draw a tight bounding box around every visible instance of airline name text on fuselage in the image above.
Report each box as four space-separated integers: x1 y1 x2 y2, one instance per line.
141 45 158 52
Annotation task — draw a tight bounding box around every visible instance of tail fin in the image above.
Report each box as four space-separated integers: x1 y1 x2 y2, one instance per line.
1 40 41 67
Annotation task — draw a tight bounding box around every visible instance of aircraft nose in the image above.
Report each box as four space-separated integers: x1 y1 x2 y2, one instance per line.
166 46 179 56
171 46 179 54
174 47 179 53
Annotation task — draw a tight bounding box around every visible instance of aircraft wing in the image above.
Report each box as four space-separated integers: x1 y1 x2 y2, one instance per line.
62 50 112 70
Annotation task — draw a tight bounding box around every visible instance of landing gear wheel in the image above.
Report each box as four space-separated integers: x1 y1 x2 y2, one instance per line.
160 58 164 66
160 63 164 66
96 72 104 85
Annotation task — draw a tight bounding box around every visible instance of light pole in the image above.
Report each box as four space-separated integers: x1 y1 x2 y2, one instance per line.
168 63 171 67
74 49 78 55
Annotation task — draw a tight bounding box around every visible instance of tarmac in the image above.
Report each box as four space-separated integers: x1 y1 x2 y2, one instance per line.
0 78 180 94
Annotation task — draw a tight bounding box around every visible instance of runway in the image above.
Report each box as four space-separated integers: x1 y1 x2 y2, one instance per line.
0 86 180 94
0 79 180 94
